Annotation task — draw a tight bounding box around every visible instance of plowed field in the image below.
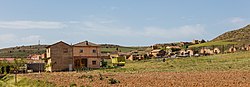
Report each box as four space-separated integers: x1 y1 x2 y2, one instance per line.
22 71 250 87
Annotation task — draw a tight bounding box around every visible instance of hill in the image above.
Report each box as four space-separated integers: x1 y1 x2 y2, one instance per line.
0 44 149 58
190 24 250 48
212 24 250 43
0 45 47 58
100 44 149 53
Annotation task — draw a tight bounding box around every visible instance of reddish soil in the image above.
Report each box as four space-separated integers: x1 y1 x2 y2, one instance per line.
21 71 250 87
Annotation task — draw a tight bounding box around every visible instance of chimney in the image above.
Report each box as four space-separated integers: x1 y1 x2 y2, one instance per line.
86 41 89 45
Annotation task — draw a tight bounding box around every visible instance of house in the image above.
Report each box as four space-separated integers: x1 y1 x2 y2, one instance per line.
0 58 15 62
150 49 166 57
213 47 221 54
28 54 46 60
192 40 200 44
179 49 194 57
192 39 206 44
128 54 144 61
109 51 130 60
166 46 181 53
45 41 73 72
73 41 102 69
180 42 194 47
241 45 250 51
200 48 213 55
228 46 237 53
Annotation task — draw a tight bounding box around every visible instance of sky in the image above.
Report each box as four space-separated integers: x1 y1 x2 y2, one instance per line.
0 0 250 48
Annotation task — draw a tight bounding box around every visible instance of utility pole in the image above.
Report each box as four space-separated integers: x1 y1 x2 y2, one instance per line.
38 40 41 45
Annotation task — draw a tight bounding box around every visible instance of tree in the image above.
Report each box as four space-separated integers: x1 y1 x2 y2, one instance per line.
12 58 26 84
200 39 206 43
0 60 9 74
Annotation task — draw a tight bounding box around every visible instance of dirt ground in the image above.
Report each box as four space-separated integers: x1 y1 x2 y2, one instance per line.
20 71 250 87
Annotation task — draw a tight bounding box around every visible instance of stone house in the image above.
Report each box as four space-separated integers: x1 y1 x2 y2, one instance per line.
179 49 194 57
228 47 237 53
109 52 129 59
127 54 144 61
45 41 73 72
150 49 166 57
28 54 46 60
73 41 102 69
166 46 181 53
241 45 250 51
213 47 221 54
200 48 213 55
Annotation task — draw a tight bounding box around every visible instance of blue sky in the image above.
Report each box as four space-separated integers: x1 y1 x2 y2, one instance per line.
0 0 250 48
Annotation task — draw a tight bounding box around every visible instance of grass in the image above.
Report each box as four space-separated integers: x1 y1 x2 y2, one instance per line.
0 74 55 87
101 51 250 73
189 41 238 48
101 47 145 53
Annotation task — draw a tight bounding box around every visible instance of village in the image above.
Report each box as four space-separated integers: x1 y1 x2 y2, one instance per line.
0 39 249 73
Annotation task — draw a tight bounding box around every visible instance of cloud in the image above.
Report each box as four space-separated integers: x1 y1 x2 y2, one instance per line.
143 24 206 39
230 17 245 24
80 21 134 36
0 21 66 29
0 34 16 42
110 6 119 10
77 19 206 40
0 34 43 48
20 35 41 43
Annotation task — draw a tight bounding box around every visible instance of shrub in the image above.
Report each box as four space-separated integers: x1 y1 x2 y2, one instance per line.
69 83 77 87
99 73 104 80
108 78 120 84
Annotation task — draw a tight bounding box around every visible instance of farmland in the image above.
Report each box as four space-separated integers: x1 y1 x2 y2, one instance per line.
13 51 250 87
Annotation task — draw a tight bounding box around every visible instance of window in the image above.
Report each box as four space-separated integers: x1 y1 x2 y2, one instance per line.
63 48 68 53
93 49 96 53
80 49 84 53
92 61 97 65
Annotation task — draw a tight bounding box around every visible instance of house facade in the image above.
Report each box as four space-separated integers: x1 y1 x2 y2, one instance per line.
150 49 166 57
179 49 194 57
45 41 73 72
73 41 102 69
213 47 221 54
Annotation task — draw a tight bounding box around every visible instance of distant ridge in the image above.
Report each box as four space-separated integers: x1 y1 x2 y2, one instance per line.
0 45 48 58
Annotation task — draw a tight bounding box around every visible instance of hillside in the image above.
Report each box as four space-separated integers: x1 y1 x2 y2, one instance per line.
212 24 250 42
190 24 250 48
100 44 148 53
0 44 148 58
0 45 47 58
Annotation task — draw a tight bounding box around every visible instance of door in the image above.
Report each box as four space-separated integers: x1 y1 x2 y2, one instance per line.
81 59 88 68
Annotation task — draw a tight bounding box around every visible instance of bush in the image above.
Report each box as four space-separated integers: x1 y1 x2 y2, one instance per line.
78 75 93 79
70 83 77 87
108 78 120 84
99 73 104 80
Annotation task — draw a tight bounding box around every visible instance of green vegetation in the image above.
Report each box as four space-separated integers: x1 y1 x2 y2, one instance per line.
189 41 237 48
108 78 120 84
0 45 47 58
102 51 250 73
69 83 77 87
101 47 140 53
0 75 55 87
